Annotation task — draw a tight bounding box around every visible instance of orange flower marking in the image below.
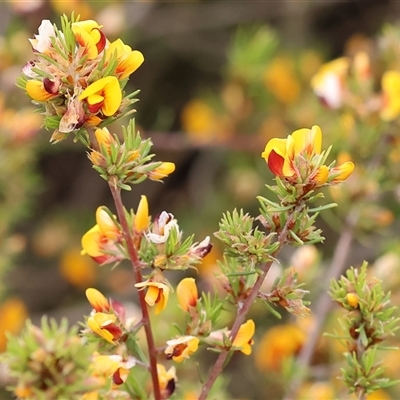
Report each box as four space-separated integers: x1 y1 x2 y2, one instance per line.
72 20 106 59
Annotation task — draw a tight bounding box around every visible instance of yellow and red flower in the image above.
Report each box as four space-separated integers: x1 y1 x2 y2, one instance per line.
79 76 122 117
90 353 135 387
262 125 322 178
106 39 144 80
72 20 106 60
81 206 125 265
87 312 122 344
165 336 200 362
261 125 354 185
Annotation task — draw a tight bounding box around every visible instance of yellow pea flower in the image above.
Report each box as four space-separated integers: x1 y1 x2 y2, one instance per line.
165 336 200 362
232 319 255 355
79 76 122 117
262 125 322 178
135 280 170 315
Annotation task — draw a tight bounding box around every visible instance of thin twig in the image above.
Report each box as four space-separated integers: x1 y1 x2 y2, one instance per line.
283 211 358 400
198 208 297 400
108 178 161 400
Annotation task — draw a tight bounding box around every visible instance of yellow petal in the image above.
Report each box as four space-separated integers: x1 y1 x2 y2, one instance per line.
232 319 255 355
95 127 113 149
291 125 322 156
79 77 122 117
315 165 329 185
145 285 159 307
87 315 115 344
81 225 103 257
96 207 119 240
71 24 98 60
26 80 54 102
120 50 144 79
261 138 287 161
107 39 144 80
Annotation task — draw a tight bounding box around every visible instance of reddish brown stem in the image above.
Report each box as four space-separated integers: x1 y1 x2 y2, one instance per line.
108 179 161 400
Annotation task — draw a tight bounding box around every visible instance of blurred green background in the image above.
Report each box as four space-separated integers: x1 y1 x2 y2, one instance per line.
1 1 400 399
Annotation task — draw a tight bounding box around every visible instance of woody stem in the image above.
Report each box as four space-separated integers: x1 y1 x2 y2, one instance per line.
198 210 295 400
108 179 161 400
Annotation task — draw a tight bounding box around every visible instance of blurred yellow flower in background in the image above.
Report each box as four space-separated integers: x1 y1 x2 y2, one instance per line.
181 100 219 143
255 323 305 371
0 297 28 351
263 56 300 105
298 381 335 400
60 247 97 288
380 70 400 121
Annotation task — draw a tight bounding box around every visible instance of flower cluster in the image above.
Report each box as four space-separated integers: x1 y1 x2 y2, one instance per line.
84 287 133 346
262 125 354 189
19 16 144 142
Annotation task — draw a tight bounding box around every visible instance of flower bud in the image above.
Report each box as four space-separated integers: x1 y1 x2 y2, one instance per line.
86 288 110 312
176 278 198 311
148 162 175 181
346 292 359 308
134 195 149 232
